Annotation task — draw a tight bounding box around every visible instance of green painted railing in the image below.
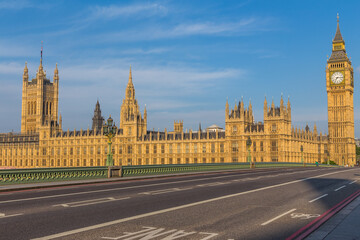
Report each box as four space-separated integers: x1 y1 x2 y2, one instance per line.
0 167 107 184
121 162 336 177
122 162 250 177
0 162 337 184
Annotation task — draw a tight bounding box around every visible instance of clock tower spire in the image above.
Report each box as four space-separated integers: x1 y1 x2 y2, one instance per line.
326 14 355 166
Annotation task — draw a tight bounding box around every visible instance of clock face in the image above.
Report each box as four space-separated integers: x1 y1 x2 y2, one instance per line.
331 72 344 84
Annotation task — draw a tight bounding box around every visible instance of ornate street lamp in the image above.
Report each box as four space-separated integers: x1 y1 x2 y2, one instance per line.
103 115 117 166
246 136 252 163
300 145 304 165
325 149 329 165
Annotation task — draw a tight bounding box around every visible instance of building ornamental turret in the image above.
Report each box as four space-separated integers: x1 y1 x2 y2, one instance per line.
92 100 104 131
20 44 60 134
120 66 147 138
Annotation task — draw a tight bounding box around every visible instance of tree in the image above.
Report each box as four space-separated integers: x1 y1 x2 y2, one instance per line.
356 145 360 156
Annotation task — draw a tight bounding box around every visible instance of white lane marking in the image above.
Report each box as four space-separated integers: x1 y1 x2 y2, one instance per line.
290 213 320 219
101 226 218 240
198 232 219 239
349 180 357 185
53 197 130 208
139 188 192 195
0 169 294 204
309 194 328 203
241 177 262 181
261 209 297 226
0 213 23 219
31 170 349 240
197 182 229 187
334 185 346 191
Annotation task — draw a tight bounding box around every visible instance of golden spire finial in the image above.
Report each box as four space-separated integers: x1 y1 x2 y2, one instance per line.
24 61 28 72
54 63 59 78
128 65 133 84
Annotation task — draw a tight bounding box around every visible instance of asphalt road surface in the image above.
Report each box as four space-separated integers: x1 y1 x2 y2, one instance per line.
0 167 359 240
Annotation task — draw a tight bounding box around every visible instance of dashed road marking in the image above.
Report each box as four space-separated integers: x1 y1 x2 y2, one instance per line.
139 188 192 195
0 212 23 219
309 194 328 203
53 197 130 208
261 208 297 226
349 180 357 185
334 185 346 191
290 213 320 219
197 182 229 187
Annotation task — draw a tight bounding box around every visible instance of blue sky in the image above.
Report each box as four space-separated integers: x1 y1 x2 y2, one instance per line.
0 0 360 137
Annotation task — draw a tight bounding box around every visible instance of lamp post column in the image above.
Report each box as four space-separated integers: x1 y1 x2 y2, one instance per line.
300 145 304 166
325 150 329 165
246 136 252 167
103 115 117 167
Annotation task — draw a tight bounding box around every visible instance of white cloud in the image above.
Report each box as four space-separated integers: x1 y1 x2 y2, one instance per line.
170 18 258 36
59 63 245 97
0 62 24 75
120 48 170 55
90 3 167 20
0 41 34 57
0 0 32 10
92 17 275 42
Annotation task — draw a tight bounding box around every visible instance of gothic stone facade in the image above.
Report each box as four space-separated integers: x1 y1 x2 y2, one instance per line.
0 19 355 168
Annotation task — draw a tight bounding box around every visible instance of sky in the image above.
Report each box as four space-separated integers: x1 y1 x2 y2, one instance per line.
0 0 360 137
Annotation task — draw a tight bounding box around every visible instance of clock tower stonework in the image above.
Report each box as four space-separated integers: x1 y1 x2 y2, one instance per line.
326 15 355 165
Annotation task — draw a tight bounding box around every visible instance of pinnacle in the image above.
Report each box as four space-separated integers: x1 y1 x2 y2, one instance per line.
128 65 133 84
333 14 344 42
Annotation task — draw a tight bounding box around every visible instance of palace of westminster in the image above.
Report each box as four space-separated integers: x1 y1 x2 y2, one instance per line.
0 17 356 168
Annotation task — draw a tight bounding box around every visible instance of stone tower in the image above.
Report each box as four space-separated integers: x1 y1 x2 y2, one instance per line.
174 121 183 133
120 66 147 138
92 100 104 131
326 15 355 165
263 96 292 162
21 48 60 134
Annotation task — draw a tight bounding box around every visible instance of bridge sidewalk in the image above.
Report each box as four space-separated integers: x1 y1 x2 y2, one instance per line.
305 194 360 240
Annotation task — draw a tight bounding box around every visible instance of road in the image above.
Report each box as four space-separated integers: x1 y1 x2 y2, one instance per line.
0 167 359 240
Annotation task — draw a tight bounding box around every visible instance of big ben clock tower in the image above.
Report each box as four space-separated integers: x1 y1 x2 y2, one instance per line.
326 14 355 166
